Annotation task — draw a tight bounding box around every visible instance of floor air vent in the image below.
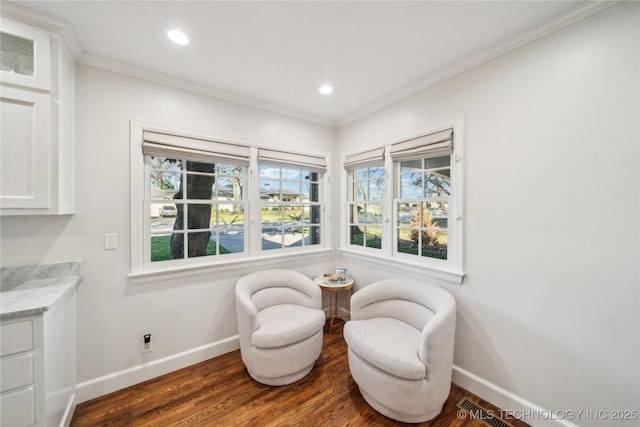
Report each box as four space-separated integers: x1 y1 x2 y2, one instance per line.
457 398 515 427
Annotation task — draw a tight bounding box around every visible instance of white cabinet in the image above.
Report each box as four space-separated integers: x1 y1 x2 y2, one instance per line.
0 320 36 426
0 19 51 91
1 87 52 209
0 14 75 215
0 287 77 427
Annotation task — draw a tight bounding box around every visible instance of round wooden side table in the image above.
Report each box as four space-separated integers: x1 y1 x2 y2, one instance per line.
314 276 354 335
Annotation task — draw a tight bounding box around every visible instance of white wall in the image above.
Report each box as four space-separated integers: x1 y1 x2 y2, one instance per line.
0 65 335 401
336 3 639 426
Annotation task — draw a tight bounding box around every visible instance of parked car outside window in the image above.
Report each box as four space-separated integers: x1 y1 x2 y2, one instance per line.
160 205 177 217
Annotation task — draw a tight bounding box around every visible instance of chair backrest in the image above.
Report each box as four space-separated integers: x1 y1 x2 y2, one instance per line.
351 278 454 331
236 269 320 311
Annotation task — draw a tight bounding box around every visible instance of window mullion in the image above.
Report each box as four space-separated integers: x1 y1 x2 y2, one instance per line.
182 200 188 260
250 150 261 256
383 147 394 258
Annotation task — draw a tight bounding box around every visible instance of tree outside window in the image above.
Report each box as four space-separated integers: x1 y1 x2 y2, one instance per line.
149 156 245 262
348 166 384 249
396 155 450 259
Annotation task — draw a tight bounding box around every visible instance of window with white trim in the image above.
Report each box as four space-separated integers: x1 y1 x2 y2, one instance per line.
345 127 462 277
258 149 325 251
148 157 246 262
131 125 328 275
392 128 456 266
143 131 249 267
345 147 385 250
395 155 450 259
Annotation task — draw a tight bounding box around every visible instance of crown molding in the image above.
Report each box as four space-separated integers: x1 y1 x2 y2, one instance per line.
1 1 84 60
337 0 621 127
79 53 336 128
1 1 66 32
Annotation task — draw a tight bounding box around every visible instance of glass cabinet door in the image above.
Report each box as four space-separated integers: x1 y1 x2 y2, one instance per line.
1 32 35 76
0 18 51 91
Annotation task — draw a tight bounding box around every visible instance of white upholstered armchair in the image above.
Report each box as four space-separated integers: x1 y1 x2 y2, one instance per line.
344 278 456 422
235 269 325 386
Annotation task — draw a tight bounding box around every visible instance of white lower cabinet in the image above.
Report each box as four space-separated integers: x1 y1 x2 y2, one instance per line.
0 288 76 427
0 319 37 426
1 387 36 426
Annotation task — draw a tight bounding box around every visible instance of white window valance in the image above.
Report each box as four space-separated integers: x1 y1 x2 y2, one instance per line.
258 148 327 172
344 147 385 170
143 131 250 165
390 128 453 161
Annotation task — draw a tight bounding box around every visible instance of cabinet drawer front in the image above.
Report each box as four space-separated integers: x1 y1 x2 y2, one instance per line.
0 386 35 426
0 320 33 356
1 353 33 392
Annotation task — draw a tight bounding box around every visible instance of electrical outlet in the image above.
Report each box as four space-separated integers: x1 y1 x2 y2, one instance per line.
142 333 152 352
104 233 118 250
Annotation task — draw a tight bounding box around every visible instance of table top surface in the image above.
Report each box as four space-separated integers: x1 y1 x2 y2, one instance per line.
314 276 354 290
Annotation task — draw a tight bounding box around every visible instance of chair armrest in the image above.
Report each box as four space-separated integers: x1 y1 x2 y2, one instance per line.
235 284 259 364
418 294 456 371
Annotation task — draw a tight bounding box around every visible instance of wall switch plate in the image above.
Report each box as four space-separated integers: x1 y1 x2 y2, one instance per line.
104 233 118 250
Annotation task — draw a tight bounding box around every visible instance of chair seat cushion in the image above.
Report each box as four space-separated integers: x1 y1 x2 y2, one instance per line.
344 317 425 380
253 304 325 349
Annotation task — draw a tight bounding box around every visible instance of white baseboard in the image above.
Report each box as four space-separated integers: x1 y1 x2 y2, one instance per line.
60 393 76 427
452 365 579 427
75 335 240 404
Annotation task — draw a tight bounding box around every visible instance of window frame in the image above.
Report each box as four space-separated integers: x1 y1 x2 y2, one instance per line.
258 163 324 252
130 121 329 279
392 155 453 266
144 156 249 270
342 122 464 284
346 165 385 251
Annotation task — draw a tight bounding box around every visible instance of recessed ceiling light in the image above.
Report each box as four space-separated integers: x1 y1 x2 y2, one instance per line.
318 84 334 95
168 30 189 46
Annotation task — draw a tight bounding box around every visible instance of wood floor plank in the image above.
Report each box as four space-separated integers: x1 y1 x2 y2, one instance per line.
71 321 530 427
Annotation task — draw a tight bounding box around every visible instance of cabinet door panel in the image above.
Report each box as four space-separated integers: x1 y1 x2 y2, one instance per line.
0 88 51 208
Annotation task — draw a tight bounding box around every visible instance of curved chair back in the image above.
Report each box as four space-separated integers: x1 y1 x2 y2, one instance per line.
235 270 321 360
237 269 321 312
350 278 454 331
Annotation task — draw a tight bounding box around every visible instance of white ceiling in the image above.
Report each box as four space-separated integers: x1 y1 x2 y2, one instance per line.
6 1 602 126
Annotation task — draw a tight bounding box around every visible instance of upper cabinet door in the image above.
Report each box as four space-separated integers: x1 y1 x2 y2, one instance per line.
0 87 51 208
0 18 51 91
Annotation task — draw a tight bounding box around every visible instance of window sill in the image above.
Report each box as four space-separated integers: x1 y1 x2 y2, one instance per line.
338 248 465 285
129 248 334 284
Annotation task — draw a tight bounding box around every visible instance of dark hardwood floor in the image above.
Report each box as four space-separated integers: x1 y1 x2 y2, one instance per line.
71 321 530 426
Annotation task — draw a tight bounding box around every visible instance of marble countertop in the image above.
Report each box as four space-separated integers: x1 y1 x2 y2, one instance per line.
1 261 82 319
